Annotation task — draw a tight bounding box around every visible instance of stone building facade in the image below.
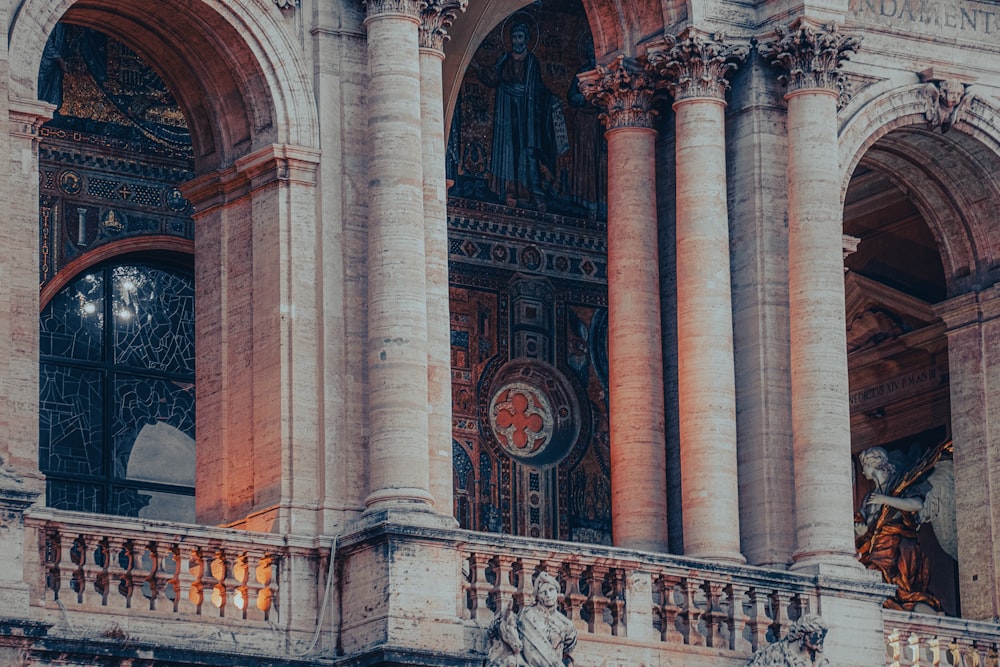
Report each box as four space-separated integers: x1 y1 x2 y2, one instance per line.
1 0 1000 665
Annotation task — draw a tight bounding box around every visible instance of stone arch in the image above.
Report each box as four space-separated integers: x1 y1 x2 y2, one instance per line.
442 0 670 126
39 237 194 308
839 84 1000 295
10 0 319 170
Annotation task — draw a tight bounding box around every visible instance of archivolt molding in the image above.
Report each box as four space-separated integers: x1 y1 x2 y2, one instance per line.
839 83 1000 293
9 0 319 163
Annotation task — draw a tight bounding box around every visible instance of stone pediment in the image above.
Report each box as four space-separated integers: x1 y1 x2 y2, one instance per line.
845 272 938 354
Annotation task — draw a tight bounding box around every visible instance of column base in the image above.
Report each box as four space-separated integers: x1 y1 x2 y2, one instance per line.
789 550 866 577
684 550 747 565
364 487 436 512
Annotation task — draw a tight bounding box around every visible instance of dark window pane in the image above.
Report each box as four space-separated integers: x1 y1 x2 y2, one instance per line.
48 480 103 513
39 363 104 476
40 271 104 361
112 266 195 374
111 373 195 482
112 487 195 523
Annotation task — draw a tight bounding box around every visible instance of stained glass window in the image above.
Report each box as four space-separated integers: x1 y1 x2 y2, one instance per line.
39 261 195 521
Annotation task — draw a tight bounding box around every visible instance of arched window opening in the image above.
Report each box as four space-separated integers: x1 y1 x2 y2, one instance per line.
40 260 195 521
37 21 196 523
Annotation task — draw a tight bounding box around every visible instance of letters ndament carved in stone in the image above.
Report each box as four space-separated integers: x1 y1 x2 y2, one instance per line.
576 55 660 131
647 27 749 102
757 19 861 98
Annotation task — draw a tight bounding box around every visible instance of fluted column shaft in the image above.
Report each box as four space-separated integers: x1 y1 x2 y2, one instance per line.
648 30 747 562
364 0 432 509
579 57 668 552
760 20 861 570
419 0 466 515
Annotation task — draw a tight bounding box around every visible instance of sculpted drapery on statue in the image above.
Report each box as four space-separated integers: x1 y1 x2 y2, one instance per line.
854 441 956 612
747 615 830 667
485 572 577 667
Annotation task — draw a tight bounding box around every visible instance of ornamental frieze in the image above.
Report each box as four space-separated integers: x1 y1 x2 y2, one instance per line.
647 27 749 102
757 19 861 95
576 55 661 131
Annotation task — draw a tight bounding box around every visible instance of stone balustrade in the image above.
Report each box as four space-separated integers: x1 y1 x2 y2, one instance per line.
24 508 328 633
884 610 1000 667
459 535 822 659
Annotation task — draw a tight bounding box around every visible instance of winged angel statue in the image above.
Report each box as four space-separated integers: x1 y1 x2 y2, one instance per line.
854 440 956 613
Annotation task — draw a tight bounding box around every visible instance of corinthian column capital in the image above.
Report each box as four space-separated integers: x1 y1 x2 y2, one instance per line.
577 55 661 131
647 27 748 102
419 0 467 52
364 0 424 22
757 18 860 95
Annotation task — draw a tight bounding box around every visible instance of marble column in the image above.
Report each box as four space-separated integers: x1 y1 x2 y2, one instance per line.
579 57 668 552
647 29 747 563
363 0 433 510
759 20 862 572
419 0 466 515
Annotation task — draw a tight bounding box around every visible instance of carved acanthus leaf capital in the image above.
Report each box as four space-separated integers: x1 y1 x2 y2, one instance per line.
419 0 468 51
274 0 298 9
364 0 424 21
757 19 860 97
647 27 748 102
577 55 661 131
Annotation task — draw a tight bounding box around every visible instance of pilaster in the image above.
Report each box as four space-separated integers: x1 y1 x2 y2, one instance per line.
934 287 1000 620
419 0 466 517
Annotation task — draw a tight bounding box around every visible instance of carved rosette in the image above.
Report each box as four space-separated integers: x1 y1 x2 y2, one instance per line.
577 55 661 131
647 28 748 102
757 19 860 96
419 0 467 51
364 0 423 21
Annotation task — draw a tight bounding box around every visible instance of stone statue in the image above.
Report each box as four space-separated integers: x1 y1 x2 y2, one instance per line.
484 572 577 667
854 441 955 613
747 614 830 667
921 79 971 133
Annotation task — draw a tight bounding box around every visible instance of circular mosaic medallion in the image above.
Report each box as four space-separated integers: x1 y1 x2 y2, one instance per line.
59 170 82 195
483 358 581 468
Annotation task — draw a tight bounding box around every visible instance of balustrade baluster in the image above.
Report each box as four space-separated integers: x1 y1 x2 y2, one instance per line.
68 534 86 604
188 546 206 615
768 591 791 644
210 549 230 617
745 587 770 651
493 556 518 613
581 564 610 635
604 568 625 637
681 577 706 646
92 537 111 607
653 574 684 644
255 553 276 621
142 542 162 611
701 581 727 649
104 537 130 611
117 540 138 609
161 544 182 613
466 553 492 622
559 561 588 634
43 529 62 602
232 552 250 620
